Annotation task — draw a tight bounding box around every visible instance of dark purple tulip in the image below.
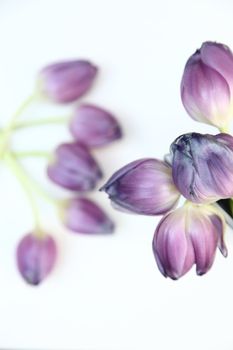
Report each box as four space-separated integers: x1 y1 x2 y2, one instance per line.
47 142 102 191
153 203 227 280
62 197 114 234
16 233 57 285
39 60 98 103
170 132 233 203
181 42 233 129
100 159 180 215
70 104 122 147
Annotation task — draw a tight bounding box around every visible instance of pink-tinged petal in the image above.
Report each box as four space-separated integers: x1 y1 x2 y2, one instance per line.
181 52 231 129
70 104 122 147
201 41 233 96
47 142 102 191
101 159 180 216
63 197 114 234
171 133 233 203
16 233 57 285
39 60 98 103
152 207 195 279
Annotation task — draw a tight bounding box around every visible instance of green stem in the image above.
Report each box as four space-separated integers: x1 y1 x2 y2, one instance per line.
14 116 69 129
0 94 37 157
14 150 51 159
219 126 229 133
4 153 43 238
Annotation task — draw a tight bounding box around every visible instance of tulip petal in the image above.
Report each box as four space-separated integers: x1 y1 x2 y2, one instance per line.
101 159 180 215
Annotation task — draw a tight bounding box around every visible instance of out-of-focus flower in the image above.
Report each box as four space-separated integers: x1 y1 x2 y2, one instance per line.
152 202 227 280
38 60 98 103
170 132 233 203
16 233 57 285
181 41 233 130
100 159 180 215
47 142 102 191
70 104 122 147
61 197 114 234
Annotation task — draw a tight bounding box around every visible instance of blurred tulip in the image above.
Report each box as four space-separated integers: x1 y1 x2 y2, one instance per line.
170 132 233 203
152 202 227 280
16 233 57 285
62 197 114 234
70 104 122 147
181 41 233 129
100 159 180 215
39 60 97 103
47 142 102 191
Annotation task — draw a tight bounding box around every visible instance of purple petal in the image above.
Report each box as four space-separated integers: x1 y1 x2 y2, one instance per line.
171 133 233 203
152 207 195 279
70 104 122 147
39 60 98 103
16 233 57 285
47 142 102 191
63 197 114 234
101 159 180 215
181 51 231 128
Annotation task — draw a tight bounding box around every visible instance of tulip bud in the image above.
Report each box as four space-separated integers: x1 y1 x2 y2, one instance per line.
100 159 180 215
38 60 98 103
61 197 114 234
152 203 227 280
69 104 122 147
181 42 233 129
170 132 233 203
47 142 102 191
16 233 57 285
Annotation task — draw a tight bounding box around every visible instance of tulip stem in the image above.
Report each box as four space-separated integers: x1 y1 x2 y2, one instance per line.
14 116 69 129
3 152 44 238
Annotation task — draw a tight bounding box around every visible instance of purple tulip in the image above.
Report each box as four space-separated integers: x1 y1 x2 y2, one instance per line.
16 233 57 285
39 60 98 103
69 104 122 147
100 159 180 215
152 203 227 280
170 132 233 204
62 197 114 234
47 142 102 191
181 41 233 129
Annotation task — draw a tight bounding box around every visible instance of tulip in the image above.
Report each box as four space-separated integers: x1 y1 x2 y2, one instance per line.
170 132 233 203
100 159 180 215
38 60 98 103
181 41 233 130
70 104 122 147
152 202 227 280
61 197 114 234
16 233 57 285
47 142 102 191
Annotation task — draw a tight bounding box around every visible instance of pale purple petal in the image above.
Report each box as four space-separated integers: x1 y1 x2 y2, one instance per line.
70 104 122 147
16 233 57 285
47 142 102 191
64 197 114 234
39 60 98 103
101 159 180 215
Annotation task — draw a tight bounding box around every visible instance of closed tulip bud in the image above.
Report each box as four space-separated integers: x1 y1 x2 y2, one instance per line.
61 197 114 234
153 203 227 280
100 159 180 215
16 233 57 285
70 104 122 147
170 132 233 203
38 60 98 103
181 42 233 129
47 142 102 191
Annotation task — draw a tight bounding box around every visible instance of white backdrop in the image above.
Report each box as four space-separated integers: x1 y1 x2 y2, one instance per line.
0 0 233 349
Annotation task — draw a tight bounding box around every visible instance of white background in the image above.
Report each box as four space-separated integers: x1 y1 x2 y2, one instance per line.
0 0 233 349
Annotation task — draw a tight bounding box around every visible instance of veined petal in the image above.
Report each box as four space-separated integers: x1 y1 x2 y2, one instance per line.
101 159 180 215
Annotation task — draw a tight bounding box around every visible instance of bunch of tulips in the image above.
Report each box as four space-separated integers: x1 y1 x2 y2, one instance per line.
5 60 122 285
101 41 233 280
